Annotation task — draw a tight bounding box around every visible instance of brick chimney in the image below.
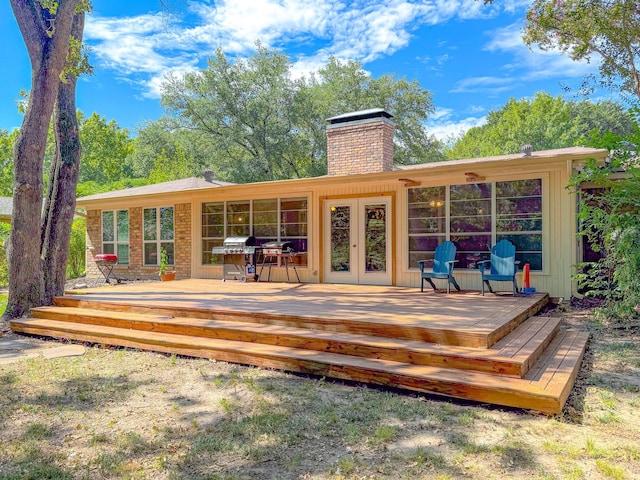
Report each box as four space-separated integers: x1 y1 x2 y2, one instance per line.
326 108 394 176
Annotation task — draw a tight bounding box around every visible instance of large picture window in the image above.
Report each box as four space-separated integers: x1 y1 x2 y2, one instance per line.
408 179 543 270
102 210 129 264
201 197 308 266
144 207 174 266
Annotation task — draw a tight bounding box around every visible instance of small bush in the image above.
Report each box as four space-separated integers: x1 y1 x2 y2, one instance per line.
66 217 86 279
0 223 9 287
571 146 640 323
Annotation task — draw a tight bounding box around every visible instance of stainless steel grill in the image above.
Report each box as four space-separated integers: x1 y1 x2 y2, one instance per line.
259 241 300 283
261 241 294 256
212 236 260 282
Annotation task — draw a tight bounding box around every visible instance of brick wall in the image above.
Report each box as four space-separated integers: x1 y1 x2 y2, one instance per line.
85 206 187 281
174 203 191 279
85 210 102 278
327 118 394 176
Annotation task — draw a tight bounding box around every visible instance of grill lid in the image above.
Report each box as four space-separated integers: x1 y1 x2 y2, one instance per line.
262 241 294 254
95 254 118 263
223 236 256 247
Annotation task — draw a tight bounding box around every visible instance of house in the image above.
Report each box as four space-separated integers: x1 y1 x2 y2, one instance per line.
76 109 608 298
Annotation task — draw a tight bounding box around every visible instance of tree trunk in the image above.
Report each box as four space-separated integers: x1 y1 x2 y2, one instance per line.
5 0 78 319
42 13 84 305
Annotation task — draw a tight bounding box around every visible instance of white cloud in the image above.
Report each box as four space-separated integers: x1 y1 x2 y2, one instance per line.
450 75 515 94
427 107 487 142
85 14 199 75
427 114 487 142
484 22 596 81
84 0 506 98
445 21 597 101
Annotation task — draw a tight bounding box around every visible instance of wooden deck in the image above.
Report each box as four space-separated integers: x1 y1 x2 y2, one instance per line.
10 280 588 414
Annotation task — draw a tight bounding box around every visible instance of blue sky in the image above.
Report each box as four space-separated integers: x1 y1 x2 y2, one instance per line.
1 0 602 142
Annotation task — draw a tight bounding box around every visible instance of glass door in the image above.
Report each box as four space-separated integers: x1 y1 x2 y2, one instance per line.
323 197 392 285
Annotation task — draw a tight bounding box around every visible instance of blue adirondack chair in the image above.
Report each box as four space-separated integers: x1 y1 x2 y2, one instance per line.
418 241 461 293
477 239 520 296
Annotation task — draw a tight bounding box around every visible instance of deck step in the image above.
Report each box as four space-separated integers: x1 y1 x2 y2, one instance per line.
9 316 587 414
30 306 561 377
52 294 549 348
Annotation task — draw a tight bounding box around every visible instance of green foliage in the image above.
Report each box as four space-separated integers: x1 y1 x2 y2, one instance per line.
159 248 168 275
0 129 18 196
78 112 134 183
148 147 196 184
570 142 640 322
309 56 445 165
446 93 636 159
0 223 9 287
157 45 443 184
523 0 640 104
76 177 150 198
66 217 85 279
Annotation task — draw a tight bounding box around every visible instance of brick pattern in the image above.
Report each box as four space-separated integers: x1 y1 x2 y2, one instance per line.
174 203 191 279
85 210 102 278
85 205 191 281
327 119 394 176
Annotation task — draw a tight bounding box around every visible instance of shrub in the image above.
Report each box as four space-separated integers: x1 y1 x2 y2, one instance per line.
571 148 640 322
67 217 86 279
0 223 9 287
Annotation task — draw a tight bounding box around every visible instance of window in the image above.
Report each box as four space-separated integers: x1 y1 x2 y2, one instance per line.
144 207 174 266
201 197 308 266
407 187 445 266
280 198 308 266
102 210 129 264
496 179 543 270
408 179 543 270
227 201 250 237
450 183 492 268
202 202 224 265
253 198 278 246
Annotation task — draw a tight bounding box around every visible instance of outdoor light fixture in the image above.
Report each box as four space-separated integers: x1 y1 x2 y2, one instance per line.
399 178 421 187
464 172 486 182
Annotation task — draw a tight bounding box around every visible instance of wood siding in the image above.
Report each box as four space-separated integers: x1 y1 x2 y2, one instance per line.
78 150 607 298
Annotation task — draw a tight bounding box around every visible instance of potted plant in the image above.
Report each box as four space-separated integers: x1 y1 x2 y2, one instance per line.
158 248 176 281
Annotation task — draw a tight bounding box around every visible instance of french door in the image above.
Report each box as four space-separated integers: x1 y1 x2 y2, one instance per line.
323 196 392 285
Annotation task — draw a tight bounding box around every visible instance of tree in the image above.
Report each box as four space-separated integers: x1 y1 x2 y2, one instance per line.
41 9 88 305
523 0 640 104
78 112 134 183
158 46 444 184
5 0 88 320
570 137 640 322
0 130 18 197
162 45 305 183
308 57 444 165
128 119 217 180
148 146 197 184
445 93 636 159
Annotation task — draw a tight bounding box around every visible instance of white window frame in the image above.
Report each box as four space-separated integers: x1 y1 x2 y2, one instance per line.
408 177 545 271
102 209 129 265
143 206 175 266
201 197 308 266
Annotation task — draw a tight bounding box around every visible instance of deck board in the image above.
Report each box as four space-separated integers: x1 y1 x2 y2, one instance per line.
11 316 573 413
30 305 553 376
8 280 588 414
59 280 549 348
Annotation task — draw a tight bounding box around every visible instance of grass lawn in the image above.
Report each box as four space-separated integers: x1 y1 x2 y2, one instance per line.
0 306 638 479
